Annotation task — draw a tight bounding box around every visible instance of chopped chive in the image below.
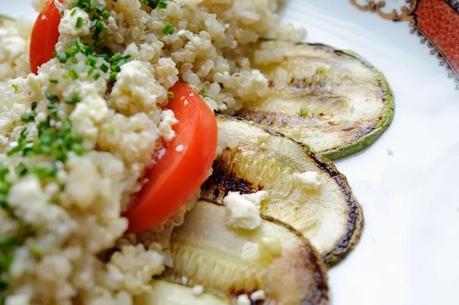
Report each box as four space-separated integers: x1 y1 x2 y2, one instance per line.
157 0 168 9
32 165 57 181
162 23 175 35
63 93 81 105
7 128 28 157
86 55 97 67
75 16 84 29
55 51 68 63
20 112 36 123
94 19 105 35
298 108 309 118
99 63 109 73
15 163 28 177
109 72 117 82
45 90 59 103
29 242 44 257
66 69 78 80
71 143 86 155
47 104 59 116
11 83 18 93
0 236 18 248
141 0 157 8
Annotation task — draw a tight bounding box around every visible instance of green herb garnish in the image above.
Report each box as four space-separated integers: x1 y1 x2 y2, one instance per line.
140 0 167 9
11 84 18 93
298 108 309 118
66 69 79 80
157 0 168 9
63 93 81 105
75 16 84 29
73 0 109 43
15 163 28 177
45 90 59 104
7 128 29 157
54 39 131 82
20 112 36 123
162 23 175 35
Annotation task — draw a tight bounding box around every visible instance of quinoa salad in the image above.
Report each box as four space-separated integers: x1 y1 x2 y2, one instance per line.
0 0 393 304
0 0 305 304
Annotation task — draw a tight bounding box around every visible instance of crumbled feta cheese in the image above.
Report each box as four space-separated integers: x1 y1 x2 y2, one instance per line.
159 109 178 142
65 155 101 209
111 61 167 114
250 290 266 301
242 190 267 208
252 69 268 83
340 117 354 129
9 177 74 232
5 293 31 305
260 236 283 257
156 148 167 160
59 8 90 36
35 112 47 122
70 84 110 147
223 191 266 230
240 242 260 261
176 144 184 152
192 285 204 296
236 294 251 305
180 276 188 285
293 171 322 190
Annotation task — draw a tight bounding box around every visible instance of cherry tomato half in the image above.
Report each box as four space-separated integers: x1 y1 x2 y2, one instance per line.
30 0 61 74
125 83 218 233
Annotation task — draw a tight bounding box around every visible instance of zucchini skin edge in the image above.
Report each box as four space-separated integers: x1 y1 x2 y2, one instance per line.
288 124 365 266
321 49 395 160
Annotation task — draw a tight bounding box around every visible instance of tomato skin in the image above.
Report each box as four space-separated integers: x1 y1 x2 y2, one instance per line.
30 0 62 74
126 83 218 233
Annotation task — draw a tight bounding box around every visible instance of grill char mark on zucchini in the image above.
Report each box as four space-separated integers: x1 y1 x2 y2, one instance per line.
237 41 394 160
202 116 363 266
202 155 263 203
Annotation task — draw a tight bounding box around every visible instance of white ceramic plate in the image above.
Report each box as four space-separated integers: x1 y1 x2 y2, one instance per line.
1 1 458 305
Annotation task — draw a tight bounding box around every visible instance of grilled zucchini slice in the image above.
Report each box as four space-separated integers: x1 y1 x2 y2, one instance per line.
237 41 394 159
202 116 363 265
136 280 229 305
164 200 328 305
